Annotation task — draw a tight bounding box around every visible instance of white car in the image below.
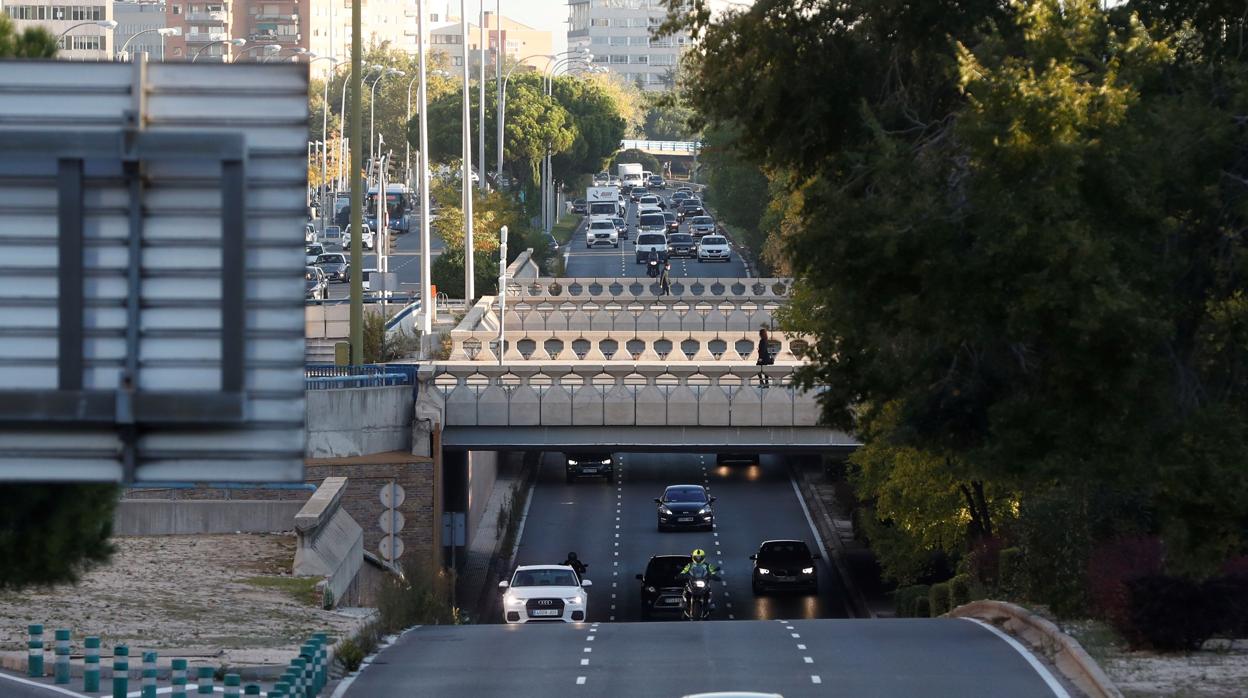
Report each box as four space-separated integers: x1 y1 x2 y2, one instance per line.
342 225 374 251
638 194 663 210
585 217 619 248
305 243 326 265
697 235 731 262
499 565 591 624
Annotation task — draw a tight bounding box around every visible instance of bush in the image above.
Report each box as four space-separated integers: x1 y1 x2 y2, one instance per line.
1124 574 1219 651
1016 489 1093 615
335 636 366 673
913 595 931 618
430 248 499 299
894 584 931 618
967 536 1005 590
998 547 1025 599
948 574 973 608
1205 575 1248 639
929 582 952 616
1086 536 1164 634
375 563 459 633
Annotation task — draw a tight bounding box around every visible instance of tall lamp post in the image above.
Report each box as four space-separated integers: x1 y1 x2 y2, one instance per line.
309 55 341 233
191 37 246 62
338 64 385 193
370 68 404 178
234 43 281 62
460 0 475 299
477 0 487 191
497 52 554 196
417 0 434 336
117 27 179 61
56 19 116 52
541 50 592 234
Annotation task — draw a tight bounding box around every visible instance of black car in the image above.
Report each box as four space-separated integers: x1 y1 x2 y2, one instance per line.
571 199 588 215
663 211 679 234
666 233 696 258
565 452 615 483
677 199 705 221
655 484 715 531
636 554 692 618
630 186 648 202
313 252 349 283
750 540 818 594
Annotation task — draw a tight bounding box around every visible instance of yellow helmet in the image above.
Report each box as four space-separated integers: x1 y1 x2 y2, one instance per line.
691 549 706 563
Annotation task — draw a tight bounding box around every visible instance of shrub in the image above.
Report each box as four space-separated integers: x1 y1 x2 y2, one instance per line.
1124 574 1223 651
1205 574 1248 639
929 582 952 616
336 636 367 673
1086 536 1164 634
948 574 973 608
998 547 1025 599
893 584 930 618
1016 489 1093 616
913 595 931 618
967 536 1005 590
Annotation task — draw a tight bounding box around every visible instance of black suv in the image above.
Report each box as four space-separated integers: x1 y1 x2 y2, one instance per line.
565 452 615 483
636 554 691 619
750 539 818 594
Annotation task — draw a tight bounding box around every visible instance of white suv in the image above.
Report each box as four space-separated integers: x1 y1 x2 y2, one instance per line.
499 565 591 623
585 216 619 248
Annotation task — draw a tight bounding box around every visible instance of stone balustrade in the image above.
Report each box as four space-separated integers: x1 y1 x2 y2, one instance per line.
503 277 794 301
447 330 811 363
495 297 783 333
420 362 821 429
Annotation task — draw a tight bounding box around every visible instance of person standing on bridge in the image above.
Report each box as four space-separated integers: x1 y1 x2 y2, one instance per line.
756 327 774 387
659 261 672 296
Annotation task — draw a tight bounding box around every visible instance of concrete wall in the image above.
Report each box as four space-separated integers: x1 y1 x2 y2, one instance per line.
294 477 364 608
466 450 500 547
114 500 307 535
306 386 415 458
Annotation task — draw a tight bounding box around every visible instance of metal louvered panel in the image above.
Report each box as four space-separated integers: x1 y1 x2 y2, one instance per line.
0 58 306 483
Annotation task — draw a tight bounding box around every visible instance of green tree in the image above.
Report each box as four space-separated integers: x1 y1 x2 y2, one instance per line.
609 148 660 175
430 248 499 298
642 93 697 140
0 17 119 591
549 75 629 183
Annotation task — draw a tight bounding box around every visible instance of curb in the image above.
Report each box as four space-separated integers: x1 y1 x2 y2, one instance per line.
948 600 1124 698
787 462 874 619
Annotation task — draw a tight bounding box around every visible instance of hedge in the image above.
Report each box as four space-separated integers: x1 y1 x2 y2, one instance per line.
894 584 931 618
929 582 952 616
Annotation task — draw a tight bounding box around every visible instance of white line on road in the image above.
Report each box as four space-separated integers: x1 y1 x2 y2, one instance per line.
962 618 1071 698
804 657 814 664
584 647 593 653
0 672 90 697
811 676 822 685
581 658 590 666
797 644 806 650
791 633 801 639
576 676 587 685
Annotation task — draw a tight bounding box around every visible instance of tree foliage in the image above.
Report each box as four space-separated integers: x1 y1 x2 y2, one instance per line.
670 0 1248 602
0 15 57 57
609 148 660 175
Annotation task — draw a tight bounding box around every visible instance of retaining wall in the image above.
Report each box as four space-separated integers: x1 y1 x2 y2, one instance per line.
113 500 307 535
306 385 414 458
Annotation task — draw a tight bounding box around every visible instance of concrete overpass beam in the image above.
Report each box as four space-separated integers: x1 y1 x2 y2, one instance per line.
698 365 732 426
507 365 542 426
571 365 606 426
603 365 636 425
540 364 573 424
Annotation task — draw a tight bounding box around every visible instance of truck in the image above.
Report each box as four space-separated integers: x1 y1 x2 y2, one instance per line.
586 186 619 218
618 162 644 189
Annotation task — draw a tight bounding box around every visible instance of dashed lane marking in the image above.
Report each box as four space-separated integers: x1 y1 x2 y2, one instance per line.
577 676 587 685
804 657 814 664
581 658 590 666
811 676 822 685
791 633 801 639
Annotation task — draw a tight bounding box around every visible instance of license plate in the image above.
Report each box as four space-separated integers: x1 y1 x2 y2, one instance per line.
677 517 694 522
581 467 597 473
774 576 794 582
530 609 559 617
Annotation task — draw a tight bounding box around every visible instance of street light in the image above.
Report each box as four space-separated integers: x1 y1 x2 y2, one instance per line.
117 27 179 61
265 46 309 63
460 0 475 299
309 55 342 233
370 68 404 173
498 53 555 195
191 37 246 62
56 18 116 40
234 43 281 62
338 64 385 192
540 51 593 233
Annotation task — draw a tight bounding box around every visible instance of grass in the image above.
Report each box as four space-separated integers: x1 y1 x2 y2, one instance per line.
550 218 580 246
242 576 322 607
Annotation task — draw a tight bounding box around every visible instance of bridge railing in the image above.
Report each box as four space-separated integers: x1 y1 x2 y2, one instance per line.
620 139 703 154
447 330 810 363
421 362 820 428
503 277 795 301
304 364 420 390
495 298 784 333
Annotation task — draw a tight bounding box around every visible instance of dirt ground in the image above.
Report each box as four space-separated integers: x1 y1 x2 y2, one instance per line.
0 534 363 666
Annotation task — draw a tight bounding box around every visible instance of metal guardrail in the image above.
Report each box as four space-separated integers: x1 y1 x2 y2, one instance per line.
620 139 703 153
305 364 420 392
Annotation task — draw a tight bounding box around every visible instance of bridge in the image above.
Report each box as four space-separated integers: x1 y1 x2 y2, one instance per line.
619 139 702 157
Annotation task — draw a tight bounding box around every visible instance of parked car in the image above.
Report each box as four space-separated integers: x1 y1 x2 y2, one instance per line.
313 252 350 282
637 554 692 619
750 540 818 594
666 233 696 259
304 265 327 300
655 484 716 531
696 235 731 263
565 452 615 483
499 565 591 623
688 215 717 237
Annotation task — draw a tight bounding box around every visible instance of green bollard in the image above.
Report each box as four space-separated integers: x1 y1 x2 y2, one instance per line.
141 651 158 698
112 645 130 698
54 629 70 684
27 624 44 677
223 673 241 698
171 658 188 698
196 666 214 694
273 678 291 697
289 659 306 698
83 637 101 692
312 633 329 691
300 644 315 696
244 684 262 695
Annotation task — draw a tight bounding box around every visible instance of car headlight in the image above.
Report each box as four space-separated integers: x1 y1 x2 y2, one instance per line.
698 507 711 515
646 586 656 593
504 594 525 607
658 505 672 515
567 459 578 465
601 459 611 464
758 568 770 575
565 596 584 604
802 567 815 575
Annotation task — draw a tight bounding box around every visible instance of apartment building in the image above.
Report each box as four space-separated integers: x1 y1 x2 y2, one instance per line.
113 0 169 58
3 0 116 60
429 10 552 75
567 0 688 91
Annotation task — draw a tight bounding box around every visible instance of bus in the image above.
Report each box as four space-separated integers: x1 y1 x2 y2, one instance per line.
366 184 412 231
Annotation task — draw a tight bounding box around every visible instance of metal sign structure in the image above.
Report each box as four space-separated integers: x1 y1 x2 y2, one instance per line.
0 59 308 483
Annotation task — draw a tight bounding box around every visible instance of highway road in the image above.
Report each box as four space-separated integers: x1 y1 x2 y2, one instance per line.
512 453 849 623
324 216 443 300
563 187 750 279
341 618 1068 697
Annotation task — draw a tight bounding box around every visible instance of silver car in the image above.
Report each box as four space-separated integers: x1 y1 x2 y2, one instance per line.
688 216 717 237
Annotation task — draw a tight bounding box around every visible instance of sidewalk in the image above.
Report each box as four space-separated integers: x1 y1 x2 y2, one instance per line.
456 455 535 623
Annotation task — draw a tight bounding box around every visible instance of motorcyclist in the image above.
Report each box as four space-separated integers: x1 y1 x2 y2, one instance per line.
679 548 721 615
562 551 588 577
646 250 661 278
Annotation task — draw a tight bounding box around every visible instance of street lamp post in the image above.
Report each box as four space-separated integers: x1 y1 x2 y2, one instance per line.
370 68 404 178
56 19 116 52
117 27 179 61
460 0 475 299
338 64 384 193
541 51 592 234
417 0 433 336
191 37 246 62
497 225 508 366
309 56 341 234
234 43 281 62
497 53 554 196
478 0 486 192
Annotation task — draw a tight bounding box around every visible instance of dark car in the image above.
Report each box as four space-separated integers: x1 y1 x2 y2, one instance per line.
565 452 615 483
750 540 818 594
663 211 679 233
636 554 692 618
677 199 705 221
612 216 629 240
571 199 588 215
655 484 715 531
666 233 696 258
647 175 666 189
313 252 350 283
671 191 691 205
630 186 648 202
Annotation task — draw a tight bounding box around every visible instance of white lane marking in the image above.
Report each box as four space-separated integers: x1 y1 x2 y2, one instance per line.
788 475 832 570
615 532 620 537
0 672 90 697
726 602 732 608
791 633 801 639
581 658 590 666
797 644 807 650
728 614 735 619
588 635 596 641
811 676 822 685
592 623 600 627
713 532 718 537
786 625 795 630
576 676 587 685
583 647 593 653
804 656 814 664
614 551 619 556
609 615 615 621
590 628 597 632
612 582 617 588
611 594 616 599
962 618 1071 698
614 561 619 566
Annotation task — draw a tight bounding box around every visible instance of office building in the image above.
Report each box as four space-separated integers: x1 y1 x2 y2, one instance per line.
567 0 689 90
3 0 116 60
429 10 553 76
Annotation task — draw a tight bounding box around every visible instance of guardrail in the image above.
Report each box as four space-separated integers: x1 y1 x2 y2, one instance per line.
503 277 794 301
305 364 419 390
620 139 702 153
492 297 784 333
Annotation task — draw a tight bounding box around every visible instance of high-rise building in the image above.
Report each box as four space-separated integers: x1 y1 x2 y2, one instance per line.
3 0 116 60
567 0 688 91
113 1 169 60
429 10 552 76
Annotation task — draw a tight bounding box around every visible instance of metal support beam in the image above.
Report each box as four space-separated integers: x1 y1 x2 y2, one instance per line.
56 158 84 391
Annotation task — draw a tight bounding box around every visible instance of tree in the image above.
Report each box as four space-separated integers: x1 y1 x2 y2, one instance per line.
609 148 660 175
549 75 629 183
0 15 57 57
699 124 770 262
642 91 697 141
430 247 499 299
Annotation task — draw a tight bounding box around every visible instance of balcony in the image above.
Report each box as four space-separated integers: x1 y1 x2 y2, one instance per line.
186 10 228 23
186 32 229 43
257 12 298 21
249 31 301 43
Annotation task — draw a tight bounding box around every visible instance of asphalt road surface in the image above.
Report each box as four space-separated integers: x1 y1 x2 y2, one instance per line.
512 452 849 623
563 188 750 279
342 617 1067 697
324 214 443 300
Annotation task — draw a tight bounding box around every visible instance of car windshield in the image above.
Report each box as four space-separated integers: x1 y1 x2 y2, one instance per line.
306 246 323 255
692 217 713 225
702 237 727 245
613 218 625 226
663 486 707 503
646 557 691 583
759 542 812 562
315 254 343 264
663 212 676 221
640 214 665 226
591 221 614 229
511 569 579 587
669 234 693 244
638 234 665 245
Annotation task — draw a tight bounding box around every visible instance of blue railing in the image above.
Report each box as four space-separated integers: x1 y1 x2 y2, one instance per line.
305 364 420 396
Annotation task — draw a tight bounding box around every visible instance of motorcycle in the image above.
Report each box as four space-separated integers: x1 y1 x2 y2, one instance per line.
563 557 588 578
679 566 720 620
646 257 661 278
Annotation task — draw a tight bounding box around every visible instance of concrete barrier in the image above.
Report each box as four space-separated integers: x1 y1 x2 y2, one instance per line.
948 600 1124 698
114 500 306 536
294 477 364 608
306 385 415 458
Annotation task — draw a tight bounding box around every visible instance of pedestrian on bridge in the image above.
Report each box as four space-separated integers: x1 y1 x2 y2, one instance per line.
756 327 774 387
659 262 672 296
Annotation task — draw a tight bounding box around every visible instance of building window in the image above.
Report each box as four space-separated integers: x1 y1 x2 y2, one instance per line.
650 53 674 66
630 54 648 64
610 54 627 64
590 18 608 27
629 36 648 46
609 36 626 46
590 36 608 45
